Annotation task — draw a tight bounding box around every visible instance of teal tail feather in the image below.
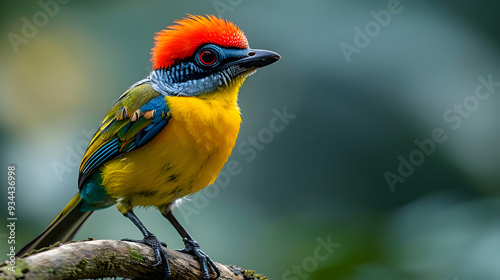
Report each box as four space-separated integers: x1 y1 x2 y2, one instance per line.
16 193 93 257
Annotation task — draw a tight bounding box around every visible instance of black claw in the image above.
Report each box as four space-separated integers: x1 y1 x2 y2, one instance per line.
177 238 220 279
122 234 171 279
206 257 221 279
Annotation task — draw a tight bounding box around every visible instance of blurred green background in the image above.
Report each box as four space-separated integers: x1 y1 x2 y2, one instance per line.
2 0 500 279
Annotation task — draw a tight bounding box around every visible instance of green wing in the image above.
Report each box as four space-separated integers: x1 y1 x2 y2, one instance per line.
78 83 170 188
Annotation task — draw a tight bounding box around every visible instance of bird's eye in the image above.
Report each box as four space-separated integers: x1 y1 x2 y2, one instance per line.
199 50 216 66
195 45 223 68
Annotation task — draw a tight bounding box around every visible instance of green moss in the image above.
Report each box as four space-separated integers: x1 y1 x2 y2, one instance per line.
66 259 88 278
243 269 268 280
76 259 88 271
19 241 61 258
93 253 116 271
46 267 55 274
129 246 143 262
12 258 30 278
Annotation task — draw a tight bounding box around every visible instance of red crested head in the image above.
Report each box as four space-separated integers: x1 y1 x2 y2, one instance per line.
151 15 249 70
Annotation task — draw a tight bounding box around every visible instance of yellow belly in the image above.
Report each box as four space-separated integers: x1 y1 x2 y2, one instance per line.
100 90 241 211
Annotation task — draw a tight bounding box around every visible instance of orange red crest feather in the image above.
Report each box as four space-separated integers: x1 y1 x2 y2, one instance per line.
151 15 249 70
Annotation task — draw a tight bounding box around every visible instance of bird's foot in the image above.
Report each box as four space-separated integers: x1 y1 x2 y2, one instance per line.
177 238 220 280
122 233 171 279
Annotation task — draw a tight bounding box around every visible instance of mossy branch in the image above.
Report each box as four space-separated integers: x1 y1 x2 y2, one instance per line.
0 239 266 280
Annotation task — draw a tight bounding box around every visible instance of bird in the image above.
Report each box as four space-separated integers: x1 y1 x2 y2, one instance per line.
16 14 280 279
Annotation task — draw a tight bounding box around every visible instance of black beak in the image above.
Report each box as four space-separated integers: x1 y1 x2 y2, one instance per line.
228 49 281 70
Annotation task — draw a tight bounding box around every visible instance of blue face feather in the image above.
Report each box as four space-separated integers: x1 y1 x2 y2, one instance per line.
149 44 249 97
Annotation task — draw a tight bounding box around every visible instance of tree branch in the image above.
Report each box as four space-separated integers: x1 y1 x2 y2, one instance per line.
0 239 266 280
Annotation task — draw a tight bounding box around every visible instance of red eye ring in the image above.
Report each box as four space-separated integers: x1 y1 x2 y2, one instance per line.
199 50 216 65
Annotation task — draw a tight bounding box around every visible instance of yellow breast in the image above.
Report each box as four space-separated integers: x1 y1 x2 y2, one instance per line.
100 79 244 210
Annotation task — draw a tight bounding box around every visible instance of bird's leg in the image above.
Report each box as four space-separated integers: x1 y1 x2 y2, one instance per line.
122 211 171 279
162 210 220 280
